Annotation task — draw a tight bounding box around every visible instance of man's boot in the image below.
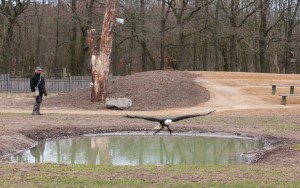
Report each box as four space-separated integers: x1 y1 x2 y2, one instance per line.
32 103 38 115
36 103 43 115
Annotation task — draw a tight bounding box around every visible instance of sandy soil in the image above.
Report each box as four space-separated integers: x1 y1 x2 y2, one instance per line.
1 71 300 167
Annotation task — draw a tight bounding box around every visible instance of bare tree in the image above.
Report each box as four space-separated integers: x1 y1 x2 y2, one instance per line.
88 0 117 102
258 0 268 72
0 0 30 73
257 0 284 72
135 0 156 71
221 0 261 71
79 0 97 75
34 0 45 67
140 0 148 71
214 0 221 71
54 0 61 78
167 0 207 70
192 0 202 70
159 0 171 69
69 0 78 75
282 0 300 73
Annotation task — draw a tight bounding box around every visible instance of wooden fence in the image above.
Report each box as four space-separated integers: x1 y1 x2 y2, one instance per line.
0 74 118 93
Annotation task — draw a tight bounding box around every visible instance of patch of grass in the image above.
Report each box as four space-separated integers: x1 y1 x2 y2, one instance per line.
1 163 300 187
291 144 300 151
0 112 29 117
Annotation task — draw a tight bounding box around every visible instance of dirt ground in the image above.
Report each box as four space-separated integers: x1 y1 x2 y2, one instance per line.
1 70 300 167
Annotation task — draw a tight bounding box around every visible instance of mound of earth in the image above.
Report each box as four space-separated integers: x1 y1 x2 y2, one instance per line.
44 70 210 111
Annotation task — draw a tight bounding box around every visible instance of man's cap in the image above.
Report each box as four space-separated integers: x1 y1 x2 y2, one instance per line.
35 66 42 70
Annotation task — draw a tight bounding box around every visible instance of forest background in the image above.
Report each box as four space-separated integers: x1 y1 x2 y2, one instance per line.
0 0 300 78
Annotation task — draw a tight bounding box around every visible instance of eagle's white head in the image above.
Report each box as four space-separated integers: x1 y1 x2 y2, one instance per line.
164 119 172 126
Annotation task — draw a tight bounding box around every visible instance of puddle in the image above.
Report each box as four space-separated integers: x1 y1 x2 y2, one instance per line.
4 134 264 166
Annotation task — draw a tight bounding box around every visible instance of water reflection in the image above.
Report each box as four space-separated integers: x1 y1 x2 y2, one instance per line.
5 136 264 165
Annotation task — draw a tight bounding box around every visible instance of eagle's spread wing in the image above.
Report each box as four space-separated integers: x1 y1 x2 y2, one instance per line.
171 110 215 122
125 115 162 122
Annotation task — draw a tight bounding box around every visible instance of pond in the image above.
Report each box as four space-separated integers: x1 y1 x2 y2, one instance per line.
5 133 265 166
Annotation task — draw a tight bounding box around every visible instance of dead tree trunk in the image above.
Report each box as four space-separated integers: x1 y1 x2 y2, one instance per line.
87 0 116 102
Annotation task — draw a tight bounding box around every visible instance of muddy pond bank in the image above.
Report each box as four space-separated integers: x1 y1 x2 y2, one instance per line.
0 112 298 166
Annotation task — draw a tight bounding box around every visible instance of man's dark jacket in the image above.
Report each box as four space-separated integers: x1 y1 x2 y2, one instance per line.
30 73 45 93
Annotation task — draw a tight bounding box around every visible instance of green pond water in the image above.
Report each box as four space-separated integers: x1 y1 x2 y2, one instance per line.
5 135 264 165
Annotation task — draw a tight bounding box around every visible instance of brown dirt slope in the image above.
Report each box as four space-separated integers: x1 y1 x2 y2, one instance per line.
44 70 210 111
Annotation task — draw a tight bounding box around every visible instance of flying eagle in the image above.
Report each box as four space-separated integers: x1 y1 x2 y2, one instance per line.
125 110 215 135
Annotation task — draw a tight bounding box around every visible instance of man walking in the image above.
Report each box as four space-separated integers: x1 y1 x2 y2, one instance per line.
30 66 47 115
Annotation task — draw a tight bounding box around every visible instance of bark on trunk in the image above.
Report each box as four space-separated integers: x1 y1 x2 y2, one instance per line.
70 0 78 75
88 0 116 103
259 0 268 73
54 0 61 77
